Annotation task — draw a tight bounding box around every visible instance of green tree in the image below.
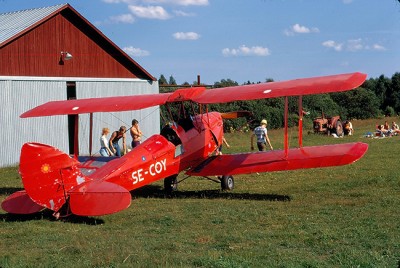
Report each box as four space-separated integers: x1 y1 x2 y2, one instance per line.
158 74 168 85
169 75 177 85
331 88 380 119
303 94 340 118
390 73 400 114
213 79 238 88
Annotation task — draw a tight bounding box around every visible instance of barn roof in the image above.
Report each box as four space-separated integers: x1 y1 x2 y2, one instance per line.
0 4 66 45
0 3 156 81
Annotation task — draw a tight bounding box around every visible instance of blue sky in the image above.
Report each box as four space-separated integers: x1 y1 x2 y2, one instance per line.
1 0 400 84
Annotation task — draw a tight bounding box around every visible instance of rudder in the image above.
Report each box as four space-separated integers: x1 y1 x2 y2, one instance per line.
19 142 92 214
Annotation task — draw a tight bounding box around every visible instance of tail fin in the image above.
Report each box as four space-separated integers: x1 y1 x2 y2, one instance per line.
19 142 91 213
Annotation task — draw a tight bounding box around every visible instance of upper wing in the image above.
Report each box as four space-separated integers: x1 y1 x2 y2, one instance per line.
21 72 366 118
21 93 172 118
192 72 366 104
187 142 368 176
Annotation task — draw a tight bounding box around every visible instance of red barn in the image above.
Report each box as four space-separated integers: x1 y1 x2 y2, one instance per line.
0 4 159 166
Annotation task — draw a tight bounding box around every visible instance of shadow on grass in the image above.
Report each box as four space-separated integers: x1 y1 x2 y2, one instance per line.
0 185 289 224
131 185 291 202
0 187 24 195
0 211 105 225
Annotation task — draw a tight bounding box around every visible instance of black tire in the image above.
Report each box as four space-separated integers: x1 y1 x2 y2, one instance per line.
335 120 344 137
220 175 234 191
164 175 178 193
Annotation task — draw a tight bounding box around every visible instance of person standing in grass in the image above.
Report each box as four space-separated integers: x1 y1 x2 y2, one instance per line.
251 119 273 151
216 135 230 155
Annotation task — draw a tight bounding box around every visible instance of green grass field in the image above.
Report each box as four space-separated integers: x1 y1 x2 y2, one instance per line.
1 117 399 267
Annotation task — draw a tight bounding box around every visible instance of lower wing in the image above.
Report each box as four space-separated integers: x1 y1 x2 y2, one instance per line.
187 142 368 176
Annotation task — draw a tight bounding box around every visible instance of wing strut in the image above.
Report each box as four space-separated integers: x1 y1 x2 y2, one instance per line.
284 96 289 158
89 113 93 156
298 96 303 148
74 115 79 159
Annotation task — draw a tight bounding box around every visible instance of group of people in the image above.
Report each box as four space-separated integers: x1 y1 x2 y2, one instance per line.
99 119 143 157
376 120 400 137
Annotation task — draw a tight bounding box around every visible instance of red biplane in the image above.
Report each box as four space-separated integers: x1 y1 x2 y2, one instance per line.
1 72 368 217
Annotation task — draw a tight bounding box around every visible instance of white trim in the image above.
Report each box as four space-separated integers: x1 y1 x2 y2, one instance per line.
0 76 150 83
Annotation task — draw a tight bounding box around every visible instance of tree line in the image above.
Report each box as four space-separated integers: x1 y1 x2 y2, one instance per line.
158 73 400 132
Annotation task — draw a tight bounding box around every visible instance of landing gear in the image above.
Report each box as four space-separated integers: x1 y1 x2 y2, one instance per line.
220 175 234 191
164 175 178 193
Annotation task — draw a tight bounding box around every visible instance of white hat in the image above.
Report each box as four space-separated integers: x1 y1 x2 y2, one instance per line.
261 119 267 125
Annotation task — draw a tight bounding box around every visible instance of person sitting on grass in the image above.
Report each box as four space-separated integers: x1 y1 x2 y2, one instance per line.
376 125 392 137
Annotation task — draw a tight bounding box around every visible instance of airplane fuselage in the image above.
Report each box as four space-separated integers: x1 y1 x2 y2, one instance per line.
91 112 224 191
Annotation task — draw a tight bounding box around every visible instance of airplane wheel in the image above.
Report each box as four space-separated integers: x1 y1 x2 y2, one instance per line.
220 175 234 191
164 175 178 193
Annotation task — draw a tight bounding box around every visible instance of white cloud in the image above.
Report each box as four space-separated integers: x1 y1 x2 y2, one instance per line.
173 10 195 16
142 0 209 6
103 0 136 3
347 38 365 51
322 40 344 51
173 32 200 40
103 0 206 22
323 39 387 52
371 44 386 51
222 45 270 57
284 24 319 36
342 0 353 4
103 0 209 5
123 46 150 57
128 5 171 19
109 13 135 23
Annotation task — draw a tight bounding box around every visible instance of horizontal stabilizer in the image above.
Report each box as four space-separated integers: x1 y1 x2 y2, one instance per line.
187 142 368 176
1 191 44 214
69 181 131 216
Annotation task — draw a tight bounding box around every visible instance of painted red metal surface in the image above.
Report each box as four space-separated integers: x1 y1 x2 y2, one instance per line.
1 191 44 214
187 142 368 176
